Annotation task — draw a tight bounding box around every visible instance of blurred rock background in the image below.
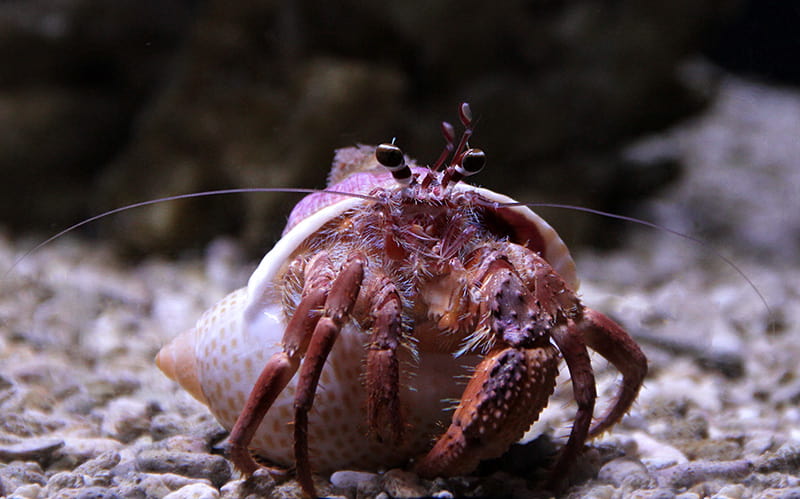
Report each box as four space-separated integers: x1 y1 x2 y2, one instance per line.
0 0 796 254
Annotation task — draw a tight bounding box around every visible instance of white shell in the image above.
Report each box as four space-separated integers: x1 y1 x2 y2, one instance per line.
157 169 578 472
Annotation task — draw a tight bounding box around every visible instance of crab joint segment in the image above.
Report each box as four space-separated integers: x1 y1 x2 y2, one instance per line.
365 277 404 444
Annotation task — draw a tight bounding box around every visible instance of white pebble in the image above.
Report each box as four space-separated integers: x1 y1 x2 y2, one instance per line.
9 484 43 499
164 482 220 499
329 470 379 489
631 431 688 469
712 484 745 499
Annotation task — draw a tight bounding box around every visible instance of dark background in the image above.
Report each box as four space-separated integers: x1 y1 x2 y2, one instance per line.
0 0 796 254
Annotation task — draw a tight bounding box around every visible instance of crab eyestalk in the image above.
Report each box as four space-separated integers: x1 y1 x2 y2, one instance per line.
376 142 412 186
448 148 485 185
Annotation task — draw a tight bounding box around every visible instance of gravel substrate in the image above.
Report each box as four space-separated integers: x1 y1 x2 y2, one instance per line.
1 73 798 498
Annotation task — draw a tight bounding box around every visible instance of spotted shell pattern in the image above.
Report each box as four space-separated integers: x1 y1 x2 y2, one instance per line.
156 146 579 472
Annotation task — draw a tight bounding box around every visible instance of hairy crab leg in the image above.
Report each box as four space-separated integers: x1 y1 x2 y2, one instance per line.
227 252 335 475
293 252 365 498
580 308 647 437
415 345 559 477
365 277 405 444
548 321 597 490
538 263 646 490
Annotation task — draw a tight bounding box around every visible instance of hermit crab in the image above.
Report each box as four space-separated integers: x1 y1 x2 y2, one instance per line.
156 103 647 496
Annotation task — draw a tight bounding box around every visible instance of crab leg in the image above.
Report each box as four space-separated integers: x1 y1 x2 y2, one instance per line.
293 252 365 497
415 345 559 477
548 321 597 488
365 277 404 444
580 308 647 437
505 244 602 489
227 252 335 475
546 310 647 489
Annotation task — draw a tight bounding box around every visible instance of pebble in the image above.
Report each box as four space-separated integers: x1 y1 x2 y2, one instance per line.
627 489 676 499
745 472 800 489
114 472 173 498
713 483 746 498
67 486 122 498
598 457 654 489
100 398 155 443
164 482 220 499
53 437 123 469
270 480 315 498
9 483 43 498
0 461 46 492
219 469 277 499
568 484 615 499
745 433 778 457
0 437 63 465
85 373 141 404
0 410 61 438
630 431 688 469
329 469 379 490
0 373 14 392
381 468 428 498
157 473 214 491
45 471 88 495
135 449 231 487
758 487 800 499
655 460 752 489
186 418 228 448
72 450 121 476
149 413 186 441
756 442 800 474
151 434 209 454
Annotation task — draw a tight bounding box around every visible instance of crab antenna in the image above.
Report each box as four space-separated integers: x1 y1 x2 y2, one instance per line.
376 142 412 185
431 121 456 171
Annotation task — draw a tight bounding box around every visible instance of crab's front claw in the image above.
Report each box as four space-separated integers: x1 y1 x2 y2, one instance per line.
414 345 559 477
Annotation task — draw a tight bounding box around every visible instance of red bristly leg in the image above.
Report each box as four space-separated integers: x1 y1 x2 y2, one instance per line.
522 249 645 490
365 277 404 444
227 252 334 475
525 251 597 491
293 252 365 498
581 309 647 437
546 309 646 491
547 320 597 490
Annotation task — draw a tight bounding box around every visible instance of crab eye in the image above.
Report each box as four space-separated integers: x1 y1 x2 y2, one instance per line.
457 148 485 176
376 143 405 170
376 142 412 185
